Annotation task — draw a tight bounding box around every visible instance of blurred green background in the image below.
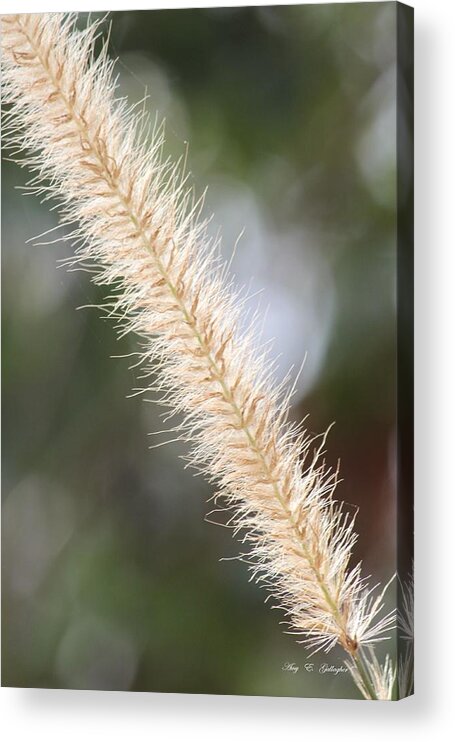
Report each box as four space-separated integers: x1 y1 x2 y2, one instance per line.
2 3 400 698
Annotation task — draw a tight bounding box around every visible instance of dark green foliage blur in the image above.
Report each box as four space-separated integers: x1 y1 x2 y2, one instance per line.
2 3 401 698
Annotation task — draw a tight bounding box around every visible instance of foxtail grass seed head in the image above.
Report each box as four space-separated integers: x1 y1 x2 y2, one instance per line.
346 649 396 701
1 12 397 699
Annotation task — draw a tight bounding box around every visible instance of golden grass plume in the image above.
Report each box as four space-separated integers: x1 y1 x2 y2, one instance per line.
1 12 396 698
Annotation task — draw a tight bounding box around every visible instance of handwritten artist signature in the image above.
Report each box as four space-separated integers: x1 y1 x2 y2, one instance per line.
282 661 349 676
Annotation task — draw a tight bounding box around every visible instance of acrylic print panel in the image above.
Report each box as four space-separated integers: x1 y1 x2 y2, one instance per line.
1 3 414 700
